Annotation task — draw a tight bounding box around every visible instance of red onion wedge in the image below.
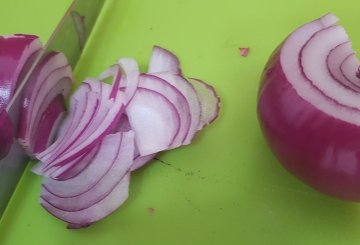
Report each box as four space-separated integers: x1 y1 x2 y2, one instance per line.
257 13 360 201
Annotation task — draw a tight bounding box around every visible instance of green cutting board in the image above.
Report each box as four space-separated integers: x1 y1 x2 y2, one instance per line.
1 0 360 244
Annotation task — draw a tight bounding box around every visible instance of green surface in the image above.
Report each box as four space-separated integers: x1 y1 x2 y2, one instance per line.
1 0 360 244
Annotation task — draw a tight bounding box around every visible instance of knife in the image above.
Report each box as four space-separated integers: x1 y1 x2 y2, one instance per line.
0 0 105 219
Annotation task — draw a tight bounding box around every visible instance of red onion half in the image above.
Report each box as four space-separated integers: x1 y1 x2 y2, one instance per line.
258 13 360 201
0 34 42 159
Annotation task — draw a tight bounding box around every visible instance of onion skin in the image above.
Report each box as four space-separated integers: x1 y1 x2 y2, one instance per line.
258 48 360 201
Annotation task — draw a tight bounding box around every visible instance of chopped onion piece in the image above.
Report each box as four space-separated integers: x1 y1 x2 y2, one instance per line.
126 87 180 156
187 78 220 130
148 46 181 75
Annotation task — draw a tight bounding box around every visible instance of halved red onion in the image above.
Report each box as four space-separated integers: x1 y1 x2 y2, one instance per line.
41 131 134 211
0 34 42 159
148 46 181 75
326 41 360 90
341 54 360 86
258 13 360 201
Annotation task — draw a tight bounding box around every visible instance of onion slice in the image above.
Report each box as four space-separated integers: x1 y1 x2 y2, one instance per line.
148 46 181 75
126 87 180 156
187 78 220 130
41 131 134 212
18 52 72 156
41 173 130 227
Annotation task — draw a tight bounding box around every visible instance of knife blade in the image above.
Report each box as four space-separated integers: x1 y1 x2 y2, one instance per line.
0 0 105 218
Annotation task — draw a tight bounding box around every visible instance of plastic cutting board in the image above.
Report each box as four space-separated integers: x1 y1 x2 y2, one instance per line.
1 0 360 244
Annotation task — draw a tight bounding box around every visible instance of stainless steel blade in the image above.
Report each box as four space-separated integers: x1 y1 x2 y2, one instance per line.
0 0 105 218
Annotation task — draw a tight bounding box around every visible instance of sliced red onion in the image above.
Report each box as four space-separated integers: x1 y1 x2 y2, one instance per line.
115 113 156 171
40 173 130 226
187 78 220 130
43 133 126 197
32 45 220 227
52 146 99 181
117 58 139 103
258 13 360 201
34 63 131 178
34 88 89 163
152 73 201 144
36 91 100 166
126 87 180 156
18 52 72 156
41 131 134 211
33 95 66 153
138 74 191 147
148 46 181 75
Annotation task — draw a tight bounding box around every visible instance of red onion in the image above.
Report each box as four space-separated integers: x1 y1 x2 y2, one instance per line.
0 34 42 159
148 45 181 75
33 45 220 227
0 34 42 109
258 13 360 201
